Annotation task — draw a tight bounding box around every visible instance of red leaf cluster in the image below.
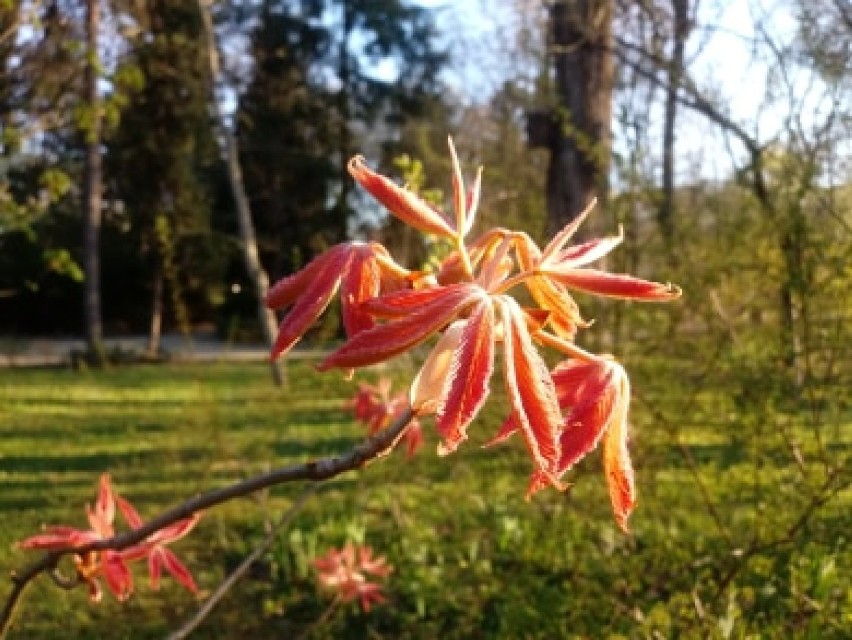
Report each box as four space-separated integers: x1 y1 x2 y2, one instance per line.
267 139 681 528
313 542 392 612
19 474 199 602
346 378 423 458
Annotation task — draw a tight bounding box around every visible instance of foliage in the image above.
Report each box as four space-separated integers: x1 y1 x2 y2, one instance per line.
236 0 445 281
0 0 447 337
5 135 685 634
106 0 220 338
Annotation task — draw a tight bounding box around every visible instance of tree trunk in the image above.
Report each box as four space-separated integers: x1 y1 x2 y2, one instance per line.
334 0 354 245
659 0 690 249
546 0 615 235
148 259 163 358
83 0 105 365
198 0 283 386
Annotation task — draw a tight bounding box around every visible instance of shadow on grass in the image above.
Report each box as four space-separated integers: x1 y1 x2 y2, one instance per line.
271 435 361 459
1 422 185 440
640 441 747 469
643 439 851 471
0 448 207 474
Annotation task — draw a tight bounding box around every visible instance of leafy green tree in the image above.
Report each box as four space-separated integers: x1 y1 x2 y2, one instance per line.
107 0 219 352
0 1 87 333
237 0 445 281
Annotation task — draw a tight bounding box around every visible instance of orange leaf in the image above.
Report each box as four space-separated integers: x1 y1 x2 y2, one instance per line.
497 297 562 481
361 284 469 318
602 364 635 531
436 298 495 454
349 156 455 238
542 267 682 301
319 284 480 370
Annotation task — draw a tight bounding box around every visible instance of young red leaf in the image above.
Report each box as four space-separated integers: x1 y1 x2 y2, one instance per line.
542 267 682 301
436 297 496 454
539 198 597 263
314 542 392 613
101 552 133 602
552 231 623 269
269 245 353 360
556 361 616 472
151 547 198 593
319 284 480 370
497 297 562 486
340 245 381 337
448 136 468 236
265 245 348 310
348 156 456 238
485 357 605 449
602 364 635 531
361 284 468 318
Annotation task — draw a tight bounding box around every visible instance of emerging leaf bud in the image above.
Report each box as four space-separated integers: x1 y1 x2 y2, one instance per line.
409 321 464 415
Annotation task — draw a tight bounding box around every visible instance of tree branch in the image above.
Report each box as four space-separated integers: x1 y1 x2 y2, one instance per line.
167 484 320 640
197 0 284 387
612 36 774 212
0 407 416 638
712 467 847 602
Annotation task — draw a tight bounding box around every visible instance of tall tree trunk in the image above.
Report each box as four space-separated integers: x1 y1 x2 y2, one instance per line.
198 0 283 386
334 0 354 244
659 0 690 250
546 0 615 235
148 257 163 358
83 0 105 365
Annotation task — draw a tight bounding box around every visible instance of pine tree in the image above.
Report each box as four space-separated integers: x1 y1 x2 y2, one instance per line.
237 0 445 280
107 0 218 353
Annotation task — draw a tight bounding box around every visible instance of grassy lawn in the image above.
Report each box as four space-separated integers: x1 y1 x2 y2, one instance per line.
0 361 848 638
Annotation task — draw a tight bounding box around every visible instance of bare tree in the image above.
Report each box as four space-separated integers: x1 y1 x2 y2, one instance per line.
659 0 692 248
83 0 105 364
545 0 615 234
198 0 283 386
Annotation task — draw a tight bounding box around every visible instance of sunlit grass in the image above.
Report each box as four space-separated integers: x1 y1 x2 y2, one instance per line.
0 362 847 638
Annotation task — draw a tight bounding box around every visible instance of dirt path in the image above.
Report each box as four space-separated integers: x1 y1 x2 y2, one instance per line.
0 333 325 367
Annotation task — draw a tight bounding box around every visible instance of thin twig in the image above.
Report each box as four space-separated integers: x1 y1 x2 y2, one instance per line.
0 408 415 638
295 595 341 640
167 484 320 640
712 468 846 603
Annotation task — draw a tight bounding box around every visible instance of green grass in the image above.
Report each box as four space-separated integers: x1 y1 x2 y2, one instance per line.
0 361 848 639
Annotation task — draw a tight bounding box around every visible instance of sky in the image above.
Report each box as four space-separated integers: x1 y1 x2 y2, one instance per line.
415 0 839 183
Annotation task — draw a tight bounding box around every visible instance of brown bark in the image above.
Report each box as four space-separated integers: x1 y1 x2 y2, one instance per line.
148 260 163 357
546 0 615 235
659 0 690 248
83 0 105 365
198 0 283 386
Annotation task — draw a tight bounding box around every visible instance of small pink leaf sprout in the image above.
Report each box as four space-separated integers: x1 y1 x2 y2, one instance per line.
312 542 392 612
347 378 423 457
18 473 200 602
268 138 682 530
